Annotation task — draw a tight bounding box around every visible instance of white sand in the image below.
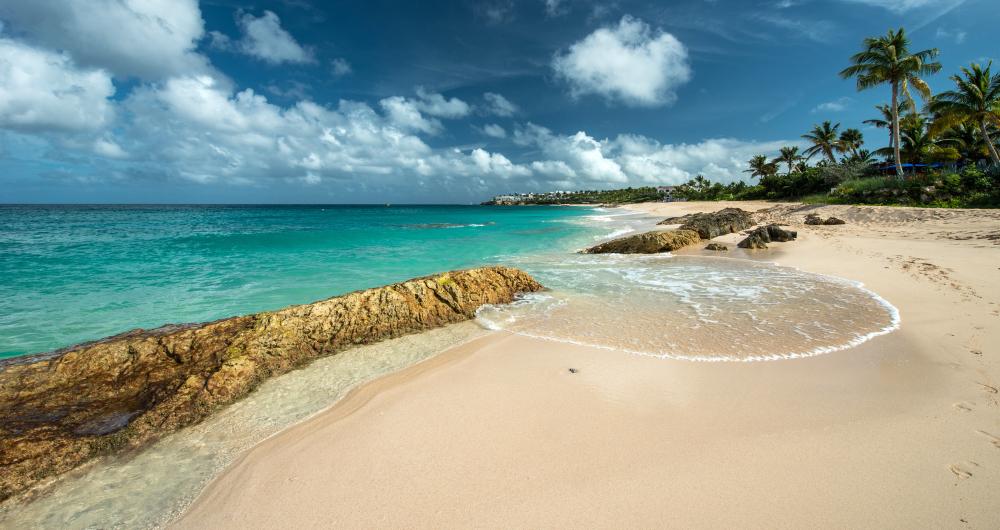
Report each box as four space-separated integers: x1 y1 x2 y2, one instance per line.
176 201 1000 529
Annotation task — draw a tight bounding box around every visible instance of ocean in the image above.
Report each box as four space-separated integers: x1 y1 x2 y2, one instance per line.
0 204 601 358
1 204 897 361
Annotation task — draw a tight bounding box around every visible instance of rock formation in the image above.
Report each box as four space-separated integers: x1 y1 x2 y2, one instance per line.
704 243 728 251
676 208 755 239
805 213 847 226
737 224 798 249
583 230 701 254
0 267 542 503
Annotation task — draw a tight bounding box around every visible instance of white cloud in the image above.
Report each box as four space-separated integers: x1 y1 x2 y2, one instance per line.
514 124 627 183
544 0 568 17
414 87 471 118
93 138 127 159
935 27 967 44
0 38 115 132
379 96 441 134
0 0 208 79
115 76 526 188
481 124 507 138
331 58 353 76
483 92 518 116
839 0 964 12
609 135 791 184
471 148 530 178
811 97 851 113
552 15 691 107
230 10 314 64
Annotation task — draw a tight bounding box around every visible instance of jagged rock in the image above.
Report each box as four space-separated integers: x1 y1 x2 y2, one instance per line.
677 208 755 239
583 230 701 254
804 213 824 225
738 232 769 249
656 214 693 225
805 213 846 225
704 243 728 251
737 224 798 249
0 267 542 503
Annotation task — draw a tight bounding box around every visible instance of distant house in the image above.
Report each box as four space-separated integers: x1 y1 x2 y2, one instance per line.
656 186 683 202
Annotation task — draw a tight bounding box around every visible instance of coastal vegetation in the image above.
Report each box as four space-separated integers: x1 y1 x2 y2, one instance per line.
488 27 998 209
675 28 999 208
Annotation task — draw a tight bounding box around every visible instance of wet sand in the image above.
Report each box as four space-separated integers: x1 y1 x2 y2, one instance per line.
176 201 1000 529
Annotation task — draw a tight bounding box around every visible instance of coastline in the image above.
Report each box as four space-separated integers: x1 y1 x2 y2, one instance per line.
175 201 1000 528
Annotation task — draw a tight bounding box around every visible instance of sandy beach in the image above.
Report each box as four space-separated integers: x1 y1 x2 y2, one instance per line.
176 201 1000 529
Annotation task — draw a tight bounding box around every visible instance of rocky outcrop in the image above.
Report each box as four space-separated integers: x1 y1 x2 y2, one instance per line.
676 208 755 240
704 243 728 251
805 214 847 226
583 230 701 254
0 267 542 503
737 224 798 249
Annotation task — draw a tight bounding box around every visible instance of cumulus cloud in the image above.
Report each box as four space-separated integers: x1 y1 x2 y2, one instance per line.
413 87 471 118
0 38 115 132
331 58 353 76
379 96 441 134
483 92 518 116
811 97 851 113
377 88 471 133
0 0 208 79
514 123 790 186
112 76 528 188
514 124 627 183
552 16 691 107
609 135 791 184
480 123 507 138
215 10 314 64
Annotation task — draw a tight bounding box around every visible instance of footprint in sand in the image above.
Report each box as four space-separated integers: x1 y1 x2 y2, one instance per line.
949 462 978 479
953 402 974 412
976 382 999 394
976 431 1000 449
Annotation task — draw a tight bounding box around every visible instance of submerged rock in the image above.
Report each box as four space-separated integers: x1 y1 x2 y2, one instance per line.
704 243 728 251
583 229 701 254
677 208 755 239
0 267 543 502
737 224 798 249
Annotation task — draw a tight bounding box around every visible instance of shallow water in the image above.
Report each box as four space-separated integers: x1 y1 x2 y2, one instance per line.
0 205 900 528
480 253 898 361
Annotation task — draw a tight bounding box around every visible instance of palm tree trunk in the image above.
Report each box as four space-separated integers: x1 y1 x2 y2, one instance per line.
891 82 904 178
981 121 1000 166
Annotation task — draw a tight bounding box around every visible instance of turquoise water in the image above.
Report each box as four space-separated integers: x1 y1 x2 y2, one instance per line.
0 205 601 358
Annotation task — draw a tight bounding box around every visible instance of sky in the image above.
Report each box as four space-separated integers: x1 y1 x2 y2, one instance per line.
0 0 995 204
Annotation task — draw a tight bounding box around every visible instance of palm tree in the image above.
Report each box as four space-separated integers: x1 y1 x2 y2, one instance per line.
838 128 865 157
802 121 841 163
864 102 910 151
774 146 803 175
840 27 941 177
939 122 995 163
744 155 778 179
929 61 1000 166
849 149 878 166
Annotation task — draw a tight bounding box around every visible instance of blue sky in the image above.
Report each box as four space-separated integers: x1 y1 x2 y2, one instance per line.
0 0 995 203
